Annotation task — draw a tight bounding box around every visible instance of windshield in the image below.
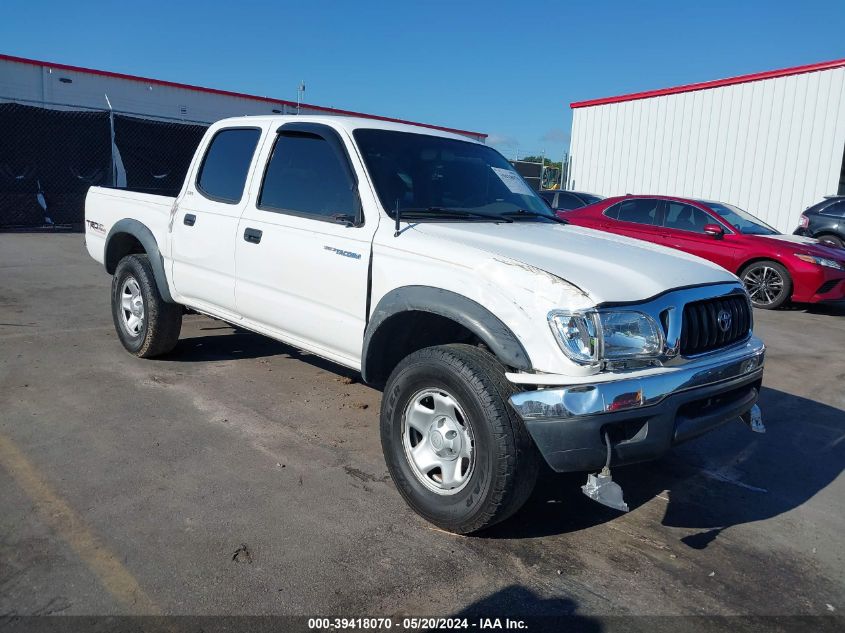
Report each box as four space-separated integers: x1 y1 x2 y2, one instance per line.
353 129 555 221
703 201 779 235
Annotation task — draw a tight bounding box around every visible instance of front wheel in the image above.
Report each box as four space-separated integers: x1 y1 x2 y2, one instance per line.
740 260 792 309
380 344 539 534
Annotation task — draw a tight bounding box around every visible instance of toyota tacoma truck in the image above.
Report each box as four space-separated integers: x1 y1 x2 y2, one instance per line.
84 115 766 533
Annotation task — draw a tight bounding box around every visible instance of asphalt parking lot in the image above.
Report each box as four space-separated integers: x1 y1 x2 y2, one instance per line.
1 233 843 619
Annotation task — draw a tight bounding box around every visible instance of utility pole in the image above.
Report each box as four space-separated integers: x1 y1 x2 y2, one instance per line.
296 81 306 113
540 149 546 190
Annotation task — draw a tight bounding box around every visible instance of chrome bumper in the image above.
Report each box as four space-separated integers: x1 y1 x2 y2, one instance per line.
509 337 765 420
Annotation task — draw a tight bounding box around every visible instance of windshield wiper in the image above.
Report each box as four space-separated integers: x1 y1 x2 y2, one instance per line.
501 209 569 224
399 207 513 223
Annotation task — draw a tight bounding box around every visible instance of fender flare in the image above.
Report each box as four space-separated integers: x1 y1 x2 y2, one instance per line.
105 219 175 303
361 285 532 383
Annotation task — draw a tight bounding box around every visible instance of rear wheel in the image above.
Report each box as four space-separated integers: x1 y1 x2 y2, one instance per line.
740 260 792 309
380 344 539 534
112 254 182 357
817 234 843 249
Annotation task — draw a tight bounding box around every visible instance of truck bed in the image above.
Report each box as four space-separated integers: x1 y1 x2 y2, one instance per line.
84 186 175 267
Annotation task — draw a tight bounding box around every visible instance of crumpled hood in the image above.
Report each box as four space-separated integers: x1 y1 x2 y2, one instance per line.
412 222 737 304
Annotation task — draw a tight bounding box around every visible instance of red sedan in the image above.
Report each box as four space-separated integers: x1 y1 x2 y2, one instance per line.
562 195 845 309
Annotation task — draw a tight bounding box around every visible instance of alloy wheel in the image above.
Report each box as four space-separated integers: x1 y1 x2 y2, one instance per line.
742 265 785 307
402 388 475 495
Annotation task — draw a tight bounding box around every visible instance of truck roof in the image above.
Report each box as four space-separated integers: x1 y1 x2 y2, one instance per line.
212 114 485 143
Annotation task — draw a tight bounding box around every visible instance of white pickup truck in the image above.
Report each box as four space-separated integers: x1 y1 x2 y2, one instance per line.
85 115 765 533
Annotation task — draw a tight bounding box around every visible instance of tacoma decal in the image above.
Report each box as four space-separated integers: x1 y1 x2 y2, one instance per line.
323 246 362 260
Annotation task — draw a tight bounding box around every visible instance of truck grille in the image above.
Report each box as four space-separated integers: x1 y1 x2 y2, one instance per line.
680 294 751 356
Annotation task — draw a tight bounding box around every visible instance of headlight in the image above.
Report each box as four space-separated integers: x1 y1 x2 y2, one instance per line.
794 254 844 270
600 311 664 360
548 310 664 365
547 311 600 364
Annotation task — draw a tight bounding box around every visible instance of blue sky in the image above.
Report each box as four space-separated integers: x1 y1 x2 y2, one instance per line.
2 0 844 159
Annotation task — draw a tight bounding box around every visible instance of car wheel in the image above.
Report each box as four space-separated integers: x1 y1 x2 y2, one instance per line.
380 344 539 534
112 254 182 357
740 261 792 309
817 234 844 249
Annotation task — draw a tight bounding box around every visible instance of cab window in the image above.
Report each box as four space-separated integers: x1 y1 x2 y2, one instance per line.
258 132 356 220
196 128 261 204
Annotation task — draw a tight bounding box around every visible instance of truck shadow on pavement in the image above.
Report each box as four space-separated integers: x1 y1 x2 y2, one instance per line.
165 325 360 378
449 585 600 630
483 387 844 544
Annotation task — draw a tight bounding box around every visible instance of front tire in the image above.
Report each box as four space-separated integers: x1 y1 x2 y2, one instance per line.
111 254 182 357
380 344 539 534
740 260 792 309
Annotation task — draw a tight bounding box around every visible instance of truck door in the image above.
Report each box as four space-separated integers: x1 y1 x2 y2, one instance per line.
170 126 264 314
234 122 377 365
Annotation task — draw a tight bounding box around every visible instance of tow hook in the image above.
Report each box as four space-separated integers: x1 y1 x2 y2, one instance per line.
742 404 765 433
582 431 629 512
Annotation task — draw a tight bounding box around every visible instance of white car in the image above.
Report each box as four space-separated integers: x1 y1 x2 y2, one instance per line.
84 115 765 533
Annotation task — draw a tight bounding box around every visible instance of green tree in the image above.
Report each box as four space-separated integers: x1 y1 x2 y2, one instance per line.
521 156 562 170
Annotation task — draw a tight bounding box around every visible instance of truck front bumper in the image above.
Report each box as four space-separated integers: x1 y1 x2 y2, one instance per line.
508 338 765 472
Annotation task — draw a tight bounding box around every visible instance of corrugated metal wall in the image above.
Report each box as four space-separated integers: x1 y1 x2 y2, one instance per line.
568 67 845 233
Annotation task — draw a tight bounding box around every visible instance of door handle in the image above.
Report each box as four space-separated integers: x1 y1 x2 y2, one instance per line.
243 228 263 244
183 214 196 226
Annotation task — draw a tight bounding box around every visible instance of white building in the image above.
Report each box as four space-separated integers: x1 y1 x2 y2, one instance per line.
0 53 486 141
567 59 845 233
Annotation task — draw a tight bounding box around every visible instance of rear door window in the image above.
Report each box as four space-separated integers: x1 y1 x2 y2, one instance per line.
196 128 261 204
615 198 661 225
820 201 845 218
554 192 583 210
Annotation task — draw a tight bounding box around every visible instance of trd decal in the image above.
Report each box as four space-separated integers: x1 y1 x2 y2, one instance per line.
86 219 105 233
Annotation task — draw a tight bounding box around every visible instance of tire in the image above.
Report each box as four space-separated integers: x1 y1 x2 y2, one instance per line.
380 344 539 534
817 234 844 249
111 254 182 358
739 260 792 310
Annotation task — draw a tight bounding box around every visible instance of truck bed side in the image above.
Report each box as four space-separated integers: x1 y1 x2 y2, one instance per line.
84 186 175 268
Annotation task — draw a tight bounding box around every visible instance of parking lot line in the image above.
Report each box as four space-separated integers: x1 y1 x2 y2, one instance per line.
0 432 160 615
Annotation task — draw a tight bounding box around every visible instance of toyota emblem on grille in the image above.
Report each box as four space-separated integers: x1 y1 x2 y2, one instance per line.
717 309 732 332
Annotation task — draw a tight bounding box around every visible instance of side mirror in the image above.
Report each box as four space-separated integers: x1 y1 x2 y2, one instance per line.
703 223 725 238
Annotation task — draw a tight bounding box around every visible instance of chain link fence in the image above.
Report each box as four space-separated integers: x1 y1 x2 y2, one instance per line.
0 99 209 230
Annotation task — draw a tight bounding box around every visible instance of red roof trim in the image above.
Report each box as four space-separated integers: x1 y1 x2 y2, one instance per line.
0 53 487 138
570 58 845 109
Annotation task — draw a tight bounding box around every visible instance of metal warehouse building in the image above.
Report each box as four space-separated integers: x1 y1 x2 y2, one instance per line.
567 59 845 233
0 54 485 229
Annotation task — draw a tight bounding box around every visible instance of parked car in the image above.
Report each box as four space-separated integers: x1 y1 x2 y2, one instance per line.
794 195 845 248
562 195 845 309
84 117 766 533
539 189 604 211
